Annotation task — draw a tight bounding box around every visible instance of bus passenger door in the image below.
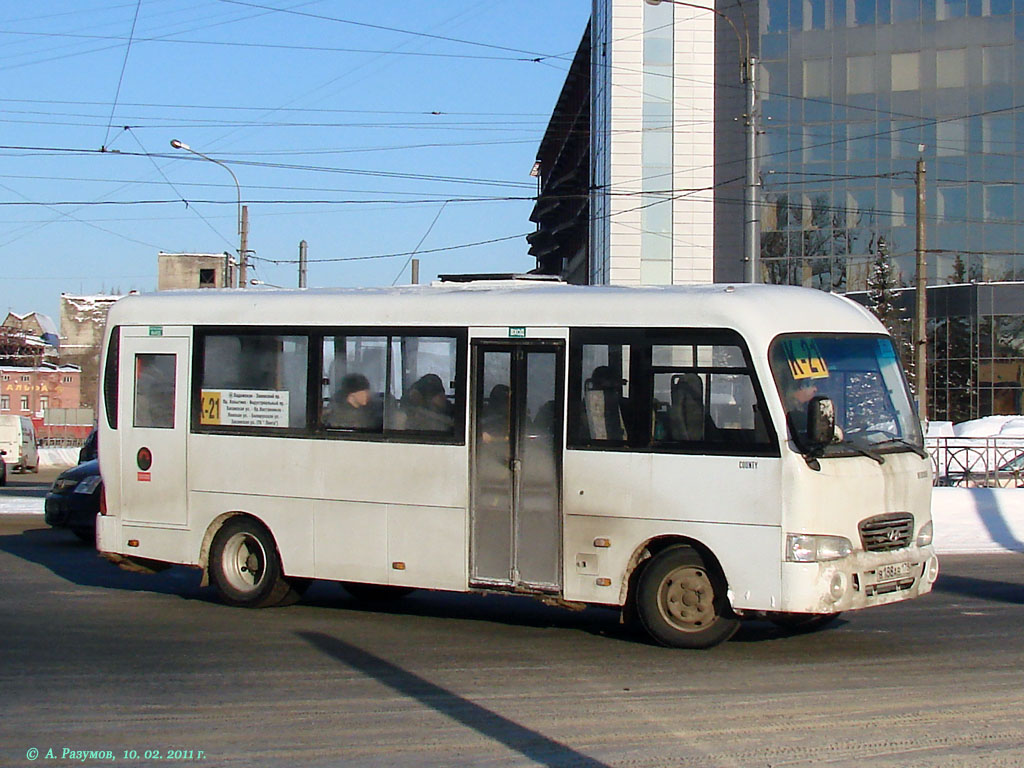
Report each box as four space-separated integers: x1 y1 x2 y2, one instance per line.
118 329 190 527
470 343 563 592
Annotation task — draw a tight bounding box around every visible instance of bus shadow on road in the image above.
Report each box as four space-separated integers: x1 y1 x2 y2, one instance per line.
299 630 613 768
301 586 844 647
302 584 645 645
0 525 213 600
933 573 1024 605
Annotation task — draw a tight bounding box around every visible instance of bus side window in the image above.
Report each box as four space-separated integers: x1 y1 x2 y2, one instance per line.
134 353 176 429
571 342 631 446
388 336 457 436
651 341 772 451
198 333 309 430
322 336 386 433
320 333 460 440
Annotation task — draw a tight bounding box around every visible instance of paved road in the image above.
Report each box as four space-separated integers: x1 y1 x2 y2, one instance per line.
1 482 1023 767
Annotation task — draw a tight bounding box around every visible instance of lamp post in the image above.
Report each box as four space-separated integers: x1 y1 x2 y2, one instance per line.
643 0 759 283
170 139 248 288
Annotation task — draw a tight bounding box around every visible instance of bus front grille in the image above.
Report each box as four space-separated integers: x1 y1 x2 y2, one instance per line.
859 513 914 552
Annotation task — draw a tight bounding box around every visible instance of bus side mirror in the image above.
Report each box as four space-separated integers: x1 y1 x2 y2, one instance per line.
807 395 837 451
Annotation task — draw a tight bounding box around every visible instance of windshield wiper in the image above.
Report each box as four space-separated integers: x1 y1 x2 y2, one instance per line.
838 438 885 464
872 437 929 459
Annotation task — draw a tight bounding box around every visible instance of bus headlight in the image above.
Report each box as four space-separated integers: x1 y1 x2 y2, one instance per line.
916 520 934 547
786 534 852 563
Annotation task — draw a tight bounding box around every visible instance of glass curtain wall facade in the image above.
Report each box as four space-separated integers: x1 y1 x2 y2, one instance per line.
759 0 1024 290
758 0 1024 420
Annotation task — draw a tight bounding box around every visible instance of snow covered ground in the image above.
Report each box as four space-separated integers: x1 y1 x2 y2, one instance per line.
5 448 1022 555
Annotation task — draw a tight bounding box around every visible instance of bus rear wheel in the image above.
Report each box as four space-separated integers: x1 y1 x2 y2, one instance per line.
209 518 302 608
635 545 739 649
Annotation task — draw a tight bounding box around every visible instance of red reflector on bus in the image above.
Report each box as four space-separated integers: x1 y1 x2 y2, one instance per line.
99 486 107 515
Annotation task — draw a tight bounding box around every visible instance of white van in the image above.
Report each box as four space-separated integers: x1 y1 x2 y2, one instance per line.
0 415 39 473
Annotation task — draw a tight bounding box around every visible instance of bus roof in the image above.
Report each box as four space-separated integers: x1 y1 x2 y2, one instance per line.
105 283 885 346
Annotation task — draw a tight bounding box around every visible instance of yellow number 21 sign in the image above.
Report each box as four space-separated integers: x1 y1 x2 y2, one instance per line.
783 339 830 380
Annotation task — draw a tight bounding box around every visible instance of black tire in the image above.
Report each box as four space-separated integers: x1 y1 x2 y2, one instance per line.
769 612 841 633
635 545 739 649
341 582 415 601
208 517 302 608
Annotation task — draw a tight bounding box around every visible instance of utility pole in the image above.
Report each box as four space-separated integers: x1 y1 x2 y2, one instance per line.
744 55 759 283
298 240 308 288
238 205 249 289
411 258 420 285
915 157 928 422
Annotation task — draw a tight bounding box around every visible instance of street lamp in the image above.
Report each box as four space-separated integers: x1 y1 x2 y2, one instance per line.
643 0 760 283
169 139 249 288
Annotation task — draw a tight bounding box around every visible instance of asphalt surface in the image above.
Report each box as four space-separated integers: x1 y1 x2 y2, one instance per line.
2 469 1024 767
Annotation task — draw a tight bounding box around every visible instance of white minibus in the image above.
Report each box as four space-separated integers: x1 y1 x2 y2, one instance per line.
96 282 937 648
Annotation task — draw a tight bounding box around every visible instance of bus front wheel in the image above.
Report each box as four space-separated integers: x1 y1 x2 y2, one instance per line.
209 518 301 608
635 545 739 649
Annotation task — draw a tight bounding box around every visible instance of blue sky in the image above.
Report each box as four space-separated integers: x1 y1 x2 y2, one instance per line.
1 1 590 321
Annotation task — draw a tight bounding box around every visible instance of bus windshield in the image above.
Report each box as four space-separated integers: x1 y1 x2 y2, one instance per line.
770 335 923 457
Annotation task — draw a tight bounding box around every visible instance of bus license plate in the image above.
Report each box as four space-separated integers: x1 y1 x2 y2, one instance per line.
874 562 911 582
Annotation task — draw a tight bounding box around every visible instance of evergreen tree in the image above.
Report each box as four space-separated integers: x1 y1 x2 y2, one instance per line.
866 239 916 395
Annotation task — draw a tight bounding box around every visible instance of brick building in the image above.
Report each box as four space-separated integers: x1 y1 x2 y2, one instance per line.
0 363 81 418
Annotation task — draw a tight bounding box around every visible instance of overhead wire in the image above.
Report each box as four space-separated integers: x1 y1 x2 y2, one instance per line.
99 0 142 151
391 201 448 285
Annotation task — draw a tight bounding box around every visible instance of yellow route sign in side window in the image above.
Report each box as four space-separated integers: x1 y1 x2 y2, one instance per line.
200 390 222 425
783 339 830 380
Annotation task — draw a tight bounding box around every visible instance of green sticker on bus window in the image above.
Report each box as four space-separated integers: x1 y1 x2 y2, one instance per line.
148 326 163 337
782 338 829 380
509 327 526 338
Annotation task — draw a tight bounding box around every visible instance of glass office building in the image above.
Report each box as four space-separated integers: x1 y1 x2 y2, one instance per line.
757 0 1024 421
759 0 1024 290
532 0 1024 422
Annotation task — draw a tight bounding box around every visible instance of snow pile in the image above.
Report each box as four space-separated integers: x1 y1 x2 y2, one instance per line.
38 447 79 467
953 415 1024 437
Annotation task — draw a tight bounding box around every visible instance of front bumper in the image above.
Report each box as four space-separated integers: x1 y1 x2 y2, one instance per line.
780 545 938 614
44 493 100 530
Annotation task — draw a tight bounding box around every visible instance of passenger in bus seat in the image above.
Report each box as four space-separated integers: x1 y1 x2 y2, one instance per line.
404 373 454 432
326 373 383 430
669 373 704 441
584 365 628 441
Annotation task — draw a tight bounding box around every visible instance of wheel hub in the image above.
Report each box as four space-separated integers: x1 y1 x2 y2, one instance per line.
224 532 265 592
660 567 715 630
